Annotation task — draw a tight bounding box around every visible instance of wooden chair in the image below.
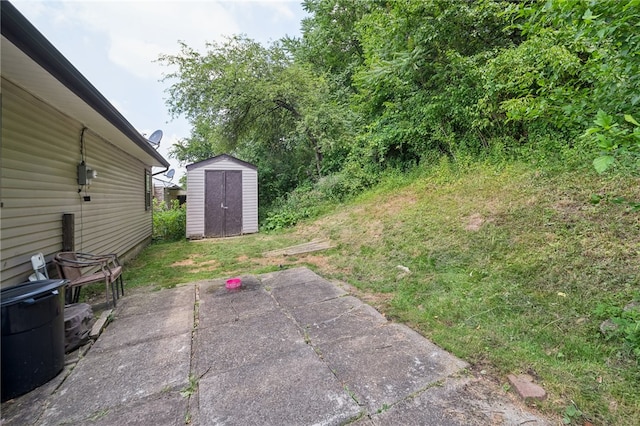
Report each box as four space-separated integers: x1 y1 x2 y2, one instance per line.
54 252 124 307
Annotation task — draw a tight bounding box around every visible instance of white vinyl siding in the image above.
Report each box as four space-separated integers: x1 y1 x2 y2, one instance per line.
1 78 152 287
185 170 205 237
186 156 258 238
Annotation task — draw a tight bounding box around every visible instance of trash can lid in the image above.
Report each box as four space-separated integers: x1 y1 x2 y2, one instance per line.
1 279 67 308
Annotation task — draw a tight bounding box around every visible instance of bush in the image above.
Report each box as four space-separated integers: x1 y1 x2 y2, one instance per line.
153 199 186 240
262 208 309 231
261 160 387 231
261 185 324 231
262 173 360 231
316 163 380 201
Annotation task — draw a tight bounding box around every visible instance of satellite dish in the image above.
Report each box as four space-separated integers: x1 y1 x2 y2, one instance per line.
147 130 163 149
164 169 175 180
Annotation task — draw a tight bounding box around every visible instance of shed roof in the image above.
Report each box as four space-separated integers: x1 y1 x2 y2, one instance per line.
1 2 169 168
186 154 257 171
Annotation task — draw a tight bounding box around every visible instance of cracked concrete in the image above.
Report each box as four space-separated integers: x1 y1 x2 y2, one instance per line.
1 267 553 425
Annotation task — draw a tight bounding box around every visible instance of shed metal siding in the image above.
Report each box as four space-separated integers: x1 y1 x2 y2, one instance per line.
1 78 153 287
186 156 258 238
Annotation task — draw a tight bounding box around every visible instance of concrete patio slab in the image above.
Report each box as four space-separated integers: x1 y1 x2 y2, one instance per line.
115 284 195 318
197 346 362 426
92 308 194 351
317 322 468 413
37 332 191 425
269 276 347 309
81 391 189 426
369 376 550 425
260 267 324 289
198 277 278 328
193 307 306 377
198 275 262 296
290 295 388 345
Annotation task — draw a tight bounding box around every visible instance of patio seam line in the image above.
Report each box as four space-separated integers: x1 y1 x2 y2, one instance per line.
278 282 475 421
264 278 367 421
288 310 370 415
31 375 62 426
364 374 470 423
187 283 200 423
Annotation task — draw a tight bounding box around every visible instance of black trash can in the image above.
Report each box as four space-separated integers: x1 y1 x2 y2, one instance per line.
1 279 67 402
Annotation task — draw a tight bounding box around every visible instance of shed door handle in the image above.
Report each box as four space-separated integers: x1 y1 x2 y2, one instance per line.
221 203 228 209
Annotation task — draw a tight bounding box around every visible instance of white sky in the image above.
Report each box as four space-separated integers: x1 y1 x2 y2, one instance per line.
12 0 308 184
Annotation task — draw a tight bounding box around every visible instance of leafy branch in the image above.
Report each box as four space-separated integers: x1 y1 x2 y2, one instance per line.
584 110 640 173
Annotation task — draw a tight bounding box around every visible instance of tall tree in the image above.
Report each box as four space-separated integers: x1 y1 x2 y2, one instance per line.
512 0 640 171
159 36 342 204
350 0 520 163
297 0 371 89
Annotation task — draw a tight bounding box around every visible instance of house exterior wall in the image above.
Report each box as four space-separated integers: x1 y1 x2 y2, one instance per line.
153 184 186 209
153 184 165 205
1 78 153 287
186 156 258 238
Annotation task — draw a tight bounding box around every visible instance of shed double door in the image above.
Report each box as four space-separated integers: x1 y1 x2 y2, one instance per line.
204 170 243 237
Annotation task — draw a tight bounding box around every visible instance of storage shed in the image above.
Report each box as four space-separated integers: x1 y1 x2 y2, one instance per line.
186 154 258 239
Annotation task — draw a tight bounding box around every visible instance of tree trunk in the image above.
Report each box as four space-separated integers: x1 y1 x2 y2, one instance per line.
275 98 323 177
307 132 323 177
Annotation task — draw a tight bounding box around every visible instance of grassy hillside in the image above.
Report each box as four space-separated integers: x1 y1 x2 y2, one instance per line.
125 159 640 425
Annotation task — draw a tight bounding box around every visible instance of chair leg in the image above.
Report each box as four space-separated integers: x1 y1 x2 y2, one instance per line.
110 280 117 308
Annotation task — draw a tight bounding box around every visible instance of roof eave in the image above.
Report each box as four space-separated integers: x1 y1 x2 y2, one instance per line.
186 154 257 171
1 1 170 168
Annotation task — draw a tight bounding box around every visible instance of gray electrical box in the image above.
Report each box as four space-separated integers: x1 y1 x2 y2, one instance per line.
77 162 88 185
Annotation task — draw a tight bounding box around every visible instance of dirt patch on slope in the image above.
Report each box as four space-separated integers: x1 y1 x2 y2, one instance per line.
171 256 218 272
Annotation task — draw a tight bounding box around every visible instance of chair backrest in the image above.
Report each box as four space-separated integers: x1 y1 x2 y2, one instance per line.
28 252 49 281
55 252 82 281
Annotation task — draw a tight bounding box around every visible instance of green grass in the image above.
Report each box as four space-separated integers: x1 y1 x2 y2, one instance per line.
123 158 640 425
124 233 304 289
